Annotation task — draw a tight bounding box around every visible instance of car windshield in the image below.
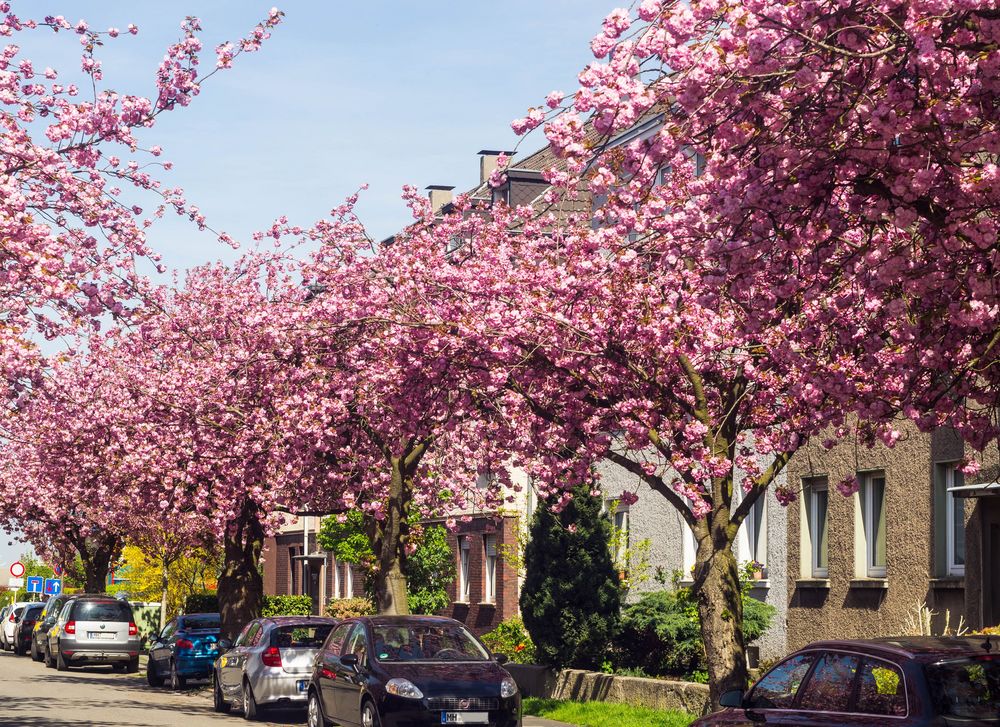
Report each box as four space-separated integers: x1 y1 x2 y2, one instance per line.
372 623 490 662
73 601 132 622
926 656 1000 720
272 624 333 648
182 615 220 630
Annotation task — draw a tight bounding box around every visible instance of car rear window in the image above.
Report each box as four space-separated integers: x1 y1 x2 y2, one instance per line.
72 601 133 622
927 656 1000 720
23 606 43 618
272 624 333 649
182 615 220 630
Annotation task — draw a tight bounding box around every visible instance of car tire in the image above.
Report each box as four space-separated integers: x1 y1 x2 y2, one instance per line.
213 674 231 714
169 660 186 690
30 638 40 662
44 644 55 669
126 657 139 674
56 648 68 671
243 680 261 721
307 691 329 727
14 639 24 656
361 699 382 727
147 659 164 687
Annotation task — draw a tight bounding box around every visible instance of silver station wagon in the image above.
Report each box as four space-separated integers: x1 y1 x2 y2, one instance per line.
213 616 338 720
46 595 140 672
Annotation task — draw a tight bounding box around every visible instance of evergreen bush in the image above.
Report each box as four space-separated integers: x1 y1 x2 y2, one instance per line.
261 594 313 616
520 482 621 670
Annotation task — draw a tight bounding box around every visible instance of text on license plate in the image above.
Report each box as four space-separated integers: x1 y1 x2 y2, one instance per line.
296 680 308 693
88 632 114 639
441 713 488 725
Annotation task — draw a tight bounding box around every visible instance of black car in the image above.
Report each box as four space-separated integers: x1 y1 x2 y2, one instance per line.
12 603 44 656
306 616 520 727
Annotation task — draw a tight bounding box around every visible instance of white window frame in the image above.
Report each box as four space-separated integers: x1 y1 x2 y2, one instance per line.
861 473 887 578
742 495 767 571
332 555 340 599
808 481 829 578
458 537 471 602
483 535 497 603
945 466 966 576
344 562 353 598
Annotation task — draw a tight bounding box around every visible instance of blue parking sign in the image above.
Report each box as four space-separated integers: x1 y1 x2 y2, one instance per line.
25 576 43 593
43 578 61 595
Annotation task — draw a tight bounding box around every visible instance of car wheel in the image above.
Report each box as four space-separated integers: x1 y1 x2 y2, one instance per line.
213 674 232 714
307 691 328 727
243 680 261 721
361 699 382 727
146 659 164 687
169 660 186 690
44 645 55 669
30 638 40 662
126 657 139 674
14 639 24 656
56 648 68 671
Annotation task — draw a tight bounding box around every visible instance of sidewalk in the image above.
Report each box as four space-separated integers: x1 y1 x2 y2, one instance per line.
524 717 578 727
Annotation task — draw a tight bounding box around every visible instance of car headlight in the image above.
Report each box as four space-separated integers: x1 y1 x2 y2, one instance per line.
501 677 518 699
386 678 424 699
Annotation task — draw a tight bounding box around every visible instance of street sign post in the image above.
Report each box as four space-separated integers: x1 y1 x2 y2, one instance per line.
43 578 61 596
25 576 43 594
9 562 24 578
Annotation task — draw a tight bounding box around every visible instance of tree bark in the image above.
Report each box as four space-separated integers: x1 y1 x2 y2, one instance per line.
692 517 747 709
160 557 169 631
373 455 411 615
217 501 265 640
78 535 122 593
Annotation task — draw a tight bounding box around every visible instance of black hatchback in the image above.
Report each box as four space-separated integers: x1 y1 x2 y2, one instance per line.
306 616 520 727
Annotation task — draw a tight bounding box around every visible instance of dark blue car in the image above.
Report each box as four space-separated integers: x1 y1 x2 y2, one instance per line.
147 612 222 689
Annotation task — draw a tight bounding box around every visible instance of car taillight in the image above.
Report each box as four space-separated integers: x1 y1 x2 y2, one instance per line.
175 638 193 651
64 621 76 635
128 622 138 636
261 646 282 668
7 613 14 622
24 620 35 627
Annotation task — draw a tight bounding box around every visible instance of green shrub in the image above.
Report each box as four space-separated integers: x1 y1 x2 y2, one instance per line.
324 597 376 619
481 616 537 664
184 593 219 613
520 482 621 670
615 584 777 680
261 594 313 617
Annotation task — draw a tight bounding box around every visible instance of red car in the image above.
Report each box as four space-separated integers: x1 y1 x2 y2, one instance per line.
693 636 1000 726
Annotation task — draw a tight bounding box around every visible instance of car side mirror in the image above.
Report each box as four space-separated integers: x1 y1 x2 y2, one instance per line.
341 654 359 668
494 653 509 665
218 638 233 652
719 690 745 708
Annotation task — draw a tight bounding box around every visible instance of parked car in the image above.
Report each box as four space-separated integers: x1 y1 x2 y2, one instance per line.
305 615 521 727
30 592 94 662
0 601 31 650
44 594 140 672
12 603 44 655
213 615 338 719
147 612 222 689
692 636 1000 726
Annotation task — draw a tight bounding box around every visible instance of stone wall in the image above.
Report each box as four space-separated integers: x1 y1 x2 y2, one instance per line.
505 664 710 716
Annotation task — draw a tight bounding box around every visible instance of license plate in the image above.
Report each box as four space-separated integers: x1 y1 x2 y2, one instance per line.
88 632 114 639
297 680 308 693
441 713 488 725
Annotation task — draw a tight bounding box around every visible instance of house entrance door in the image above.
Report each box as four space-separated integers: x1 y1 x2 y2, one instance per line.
988 523 1000 627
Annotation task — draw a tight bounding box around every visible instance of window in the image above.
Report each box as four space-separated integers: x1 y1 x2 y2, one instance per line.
344 624 367 662
806 480 829 578
860 473 887 577
332 555 340 598
458 537 471 602
798 652 859 712
607 500 630 566
946 465 966 576
324 622 353 654
161 620 178 640
344 562 354 598
747 654 816 709
234 621 255 647
855 659 906 716
738 491 767 573
483 535 498 603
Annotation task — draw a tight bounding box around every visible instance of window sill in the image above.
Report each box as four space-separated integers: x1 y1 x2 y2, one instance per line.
747 579 770 589
453 600 471 606
849 578 888 590
795 578 831 589
929 577 965 590
478 602 497 607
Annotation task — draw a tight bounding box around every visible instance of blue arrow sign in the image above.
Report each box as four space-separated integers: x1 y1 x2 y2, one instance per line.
25 576 43 594
43 578 61 596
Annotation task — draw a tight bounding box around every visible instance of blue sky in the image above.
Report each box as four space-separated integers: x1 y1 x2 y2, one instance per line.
0 1 613 568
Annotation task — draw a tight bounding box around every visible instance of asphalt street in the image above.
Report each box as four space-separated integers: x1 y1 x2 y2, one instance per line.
0 649 569 727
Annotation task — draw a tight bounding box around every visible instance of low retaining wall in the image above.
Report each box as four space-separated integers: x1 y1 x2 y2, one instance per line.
505 664 710 716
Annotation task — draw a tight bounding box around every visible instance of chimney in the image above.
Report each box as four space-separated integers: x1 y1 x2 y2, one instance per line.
478 150 515 185
426 185 454 213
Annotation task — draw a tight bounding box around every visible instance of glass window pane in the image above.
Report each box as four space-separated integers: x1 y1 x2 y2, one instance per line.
814 489 829 572
747 654 816 709
855 659 906 716
872 477 886 569
798 652 860 712
927 657 1000 719
952 469 965 568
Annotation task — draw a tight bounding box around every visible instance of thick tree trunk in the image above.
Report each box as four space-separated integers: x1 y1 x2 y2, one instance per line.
374 456 411 615
160 558 169 631
217 502 265 641
692 521 747 709
79 536 121 593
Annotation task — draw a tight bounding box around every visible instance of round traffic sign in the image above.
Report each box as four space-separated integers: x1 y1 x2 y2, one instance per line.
9 561 24 578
